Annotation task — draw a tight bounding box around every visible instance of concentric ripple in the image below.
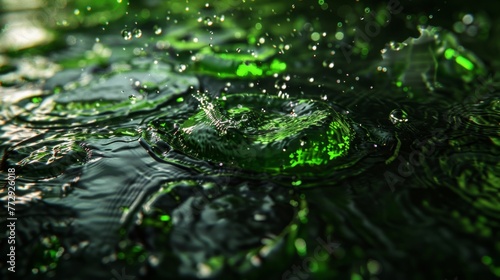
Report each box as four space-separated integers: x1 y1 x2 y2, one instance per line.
148 92 358 175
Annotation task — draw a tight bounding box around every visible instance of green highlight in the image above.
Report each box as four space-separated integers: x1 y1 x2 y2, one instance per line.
482 256 493 265
269 59 287 72
444 48 455 60
455 56 475 70
292 180 302 186
195 46 287 78
367 259 381 274
160 215 171 222
294 238 307 256
289 121 351 167
236 63 263 76
31 97 43 103
444 48 474 70
351 273 363 280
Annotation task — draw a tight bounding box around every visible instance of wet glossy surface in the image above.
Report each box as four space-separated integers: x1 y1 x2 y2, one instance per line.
1 1 499 279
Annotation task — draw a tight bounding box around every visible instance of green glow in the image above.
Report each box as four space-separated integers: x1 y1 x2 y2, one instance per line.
196 46 286 78
292 180 302 186
444 48 456 60
308 260 319 272
455 56 475 70
269 59 287 72
367 259 381 274
294 238 307 256
176 97 184 103
236 62 263 77
494 267 500 277
160 215 171 222
289 121 351 167
482 256 493 265
31 97 43 103
351 273 363 280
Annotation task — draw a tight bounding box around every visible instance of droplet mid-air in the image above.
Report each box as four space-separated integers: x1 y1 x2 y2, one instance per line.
121 28 132 40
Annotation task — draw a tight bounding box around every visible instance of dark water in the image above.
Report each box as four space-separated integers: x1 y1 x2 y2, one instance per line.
1 0 499 279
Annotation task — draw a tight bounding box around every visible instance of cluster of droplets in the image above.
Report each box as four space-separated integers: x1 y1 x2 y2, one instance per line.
121 28 142 40
453 13 487 38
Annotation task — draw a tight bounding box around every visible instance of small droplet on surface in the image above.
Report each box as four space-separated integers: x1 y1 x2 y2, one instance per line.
389 109 409 124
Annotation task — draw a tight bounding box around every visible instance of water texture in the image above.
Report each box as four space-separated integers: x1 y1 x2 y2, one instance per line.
1 1 499 279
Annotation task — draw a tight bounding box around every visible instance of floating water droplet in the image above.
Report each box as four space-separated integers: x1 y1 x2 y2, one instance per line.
462 14 474 25
121 29 132 40
204 17 213 26
153 25 162 35
275 80 287 90
132 28 142 38
178 64 187 72
323 60 334 68
389 109 409 124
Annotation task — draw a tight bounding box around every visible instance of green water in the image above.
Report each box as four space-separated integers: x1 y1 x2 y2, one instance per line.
1 0 500 279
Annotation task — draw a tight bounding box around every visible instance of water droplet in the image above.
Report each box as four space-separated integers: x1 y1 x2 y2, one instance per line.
389 109 409 124
275 80 287 90
153 25 162 35
323 60 334 68
129 95 137 101
178 64 187 72
462 14 474 25
132 28 142 38
204 17 213 26
121 29 132 40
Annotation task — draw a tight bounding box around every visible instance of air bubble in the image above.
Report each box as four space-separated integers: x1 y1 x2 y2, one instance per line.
121 29 132 40
132 28 142 38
